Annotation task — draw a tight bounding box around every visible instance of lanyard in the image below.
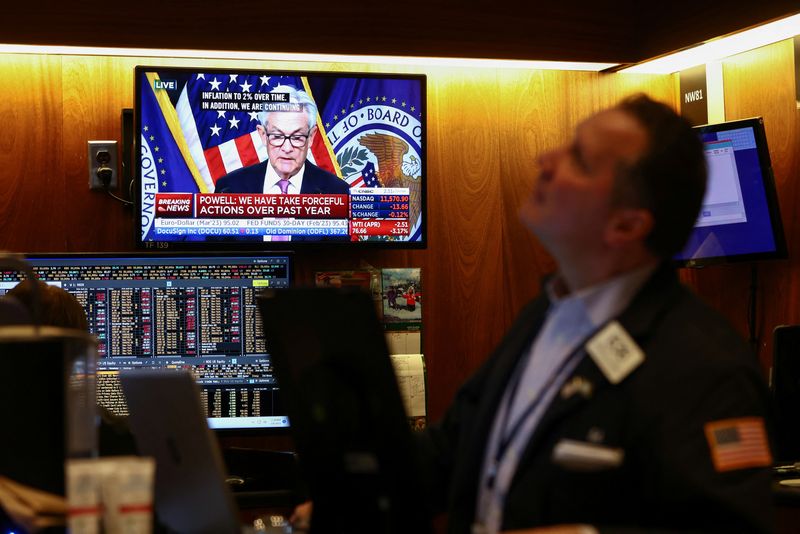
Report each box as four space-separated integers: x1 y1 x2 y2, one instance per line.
485 321 609 489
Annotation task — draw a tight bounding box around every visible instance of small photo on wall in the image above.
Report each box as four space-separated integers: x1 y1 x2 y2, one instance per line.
381 268 422 330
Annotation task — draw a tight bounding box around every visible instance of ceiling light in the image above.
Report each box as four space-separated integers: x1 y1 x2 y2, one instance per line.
620 13 800 74
0 43 617 71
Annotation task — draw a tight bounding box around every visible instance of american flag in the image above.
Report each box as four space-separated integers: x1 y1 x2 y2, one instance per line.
347 162 379 189
173 72 337 191
704 417 771 472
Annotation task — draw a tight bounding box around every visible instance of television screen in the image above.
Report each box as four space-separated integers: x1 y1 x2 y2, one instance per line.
0 254 292 432
675 117 787 266
134 66 426 249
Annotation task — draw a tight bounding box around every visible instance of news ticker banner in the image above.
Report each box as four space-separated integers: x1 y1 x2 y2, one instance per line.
151 188 411 239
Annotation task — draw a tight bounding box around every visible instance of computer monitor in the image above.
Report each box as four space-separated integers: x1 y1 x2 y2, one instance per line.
258 287 432 533
0 253 292 432
675 117 787 266
772 325 800 462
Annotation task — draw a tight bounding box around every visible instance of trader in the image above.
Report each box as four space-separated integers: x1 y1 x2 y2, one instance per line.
214 85 349 196
419 94 774 534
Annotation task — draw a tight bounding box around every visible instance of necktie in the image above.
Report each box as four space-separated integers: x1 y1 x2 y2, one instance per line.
273 179 292 241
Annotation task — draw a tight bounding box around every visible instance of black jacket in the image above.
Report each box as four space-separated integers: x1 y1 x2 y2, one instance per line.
420 264 774 533
214 160 350 195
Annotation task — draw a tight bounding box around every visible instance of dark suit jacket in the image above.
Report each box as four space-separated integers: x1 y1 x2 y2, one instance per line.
420 264 774 533
214 160 350 195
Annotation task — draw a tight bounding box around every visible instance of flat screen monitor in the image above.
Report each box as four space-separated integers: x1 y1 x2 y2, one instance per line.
771 325 800 462
134 66 426 249
0 254 292 432
675 117 787 266
258 287 432 532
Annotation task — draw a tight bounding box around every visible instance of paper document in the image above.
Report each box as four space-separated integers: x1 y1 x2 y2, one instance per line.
390 354 426 417
386 331 421 355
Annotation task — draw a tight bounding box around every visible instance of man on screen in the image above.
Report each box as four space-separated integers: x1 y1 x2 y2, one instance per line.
214 85 350 195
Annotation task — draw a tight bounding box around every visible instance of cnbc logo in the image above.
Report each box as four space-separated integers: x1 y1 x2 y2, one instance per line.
153 79 178 90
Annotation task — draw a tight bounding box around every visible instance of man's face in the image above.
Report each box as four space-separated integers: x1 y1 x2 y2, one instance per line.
258 110 317 180
519 108 649 257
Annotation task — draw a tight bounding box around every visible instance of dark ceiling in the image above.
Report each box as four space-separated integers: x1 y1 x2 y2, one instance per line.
5 1 799 64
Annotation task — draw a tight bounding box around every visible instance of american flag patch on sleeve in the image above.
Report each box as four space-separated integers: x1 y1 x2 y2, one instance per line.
704 417 772 472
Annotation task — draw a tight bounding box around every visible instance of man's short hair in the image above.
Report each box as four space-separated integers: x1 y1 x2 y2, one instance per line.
6 279 88 330
258 85 318 131
612 94 707 259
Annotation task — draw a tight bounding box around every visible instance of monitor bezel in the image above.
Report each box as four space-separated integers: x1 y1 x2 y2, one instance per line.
133 65 428 251
676 117 788 268
20 251 295 436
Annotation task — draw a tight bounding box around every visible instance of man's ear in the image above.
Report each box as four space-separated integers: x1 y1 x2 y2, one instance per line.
308 125 318 146
605 208 654 247
256 124 267 146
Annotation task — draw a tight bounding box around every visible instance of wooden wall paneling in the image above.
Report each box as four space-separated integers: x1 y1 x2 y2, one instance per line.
61 56 139 252
494 68 568 316
417 67 510 416
0 54 65 252
599 71 679 109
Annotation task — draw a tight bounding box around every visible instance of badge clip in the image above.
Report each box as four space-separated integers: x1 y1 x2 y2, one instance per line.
560 376 593 400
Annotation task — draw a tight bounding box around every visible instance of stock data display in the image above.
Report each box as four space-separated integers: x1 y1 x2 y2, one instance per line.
349 189 411 237
0 255 292 430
